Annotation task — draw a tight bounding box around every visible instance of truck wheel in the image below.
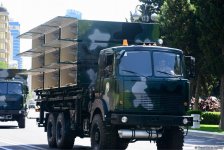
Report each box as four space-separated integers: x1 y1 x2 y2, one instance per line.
91 114 118 149
156 127 184 150
18 116 25 128
47 113 57 148
116 139 129 150
56 112 74 149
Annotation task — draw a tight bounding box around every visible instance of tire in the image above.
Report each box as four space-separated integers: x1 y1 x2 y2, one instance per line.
90 114 118 150
47 113 57 148
18 116 25 128
116 139 129 150
156 127 184 150
56 112 74 149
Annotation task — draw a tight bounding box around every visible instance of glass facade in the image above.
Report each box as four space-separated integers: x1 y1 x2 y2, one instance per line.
65 9 82 19
9 21 22 69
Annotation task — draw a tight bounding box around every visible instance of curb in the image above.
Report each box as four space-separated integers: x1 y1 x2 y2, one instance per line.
188 129 224 136
187 130 224 140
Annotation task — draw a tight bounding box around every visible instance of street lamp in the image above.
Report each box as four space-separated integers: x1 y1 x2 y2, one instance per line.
131 5 151 23
142 15 150 23
131 5 159 23
151 13 159 22
131 5 141 22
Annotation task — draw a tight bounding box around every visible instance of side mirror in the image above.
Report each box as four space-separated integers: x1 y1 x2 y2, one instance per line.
185 56 195 78
23 85 29 94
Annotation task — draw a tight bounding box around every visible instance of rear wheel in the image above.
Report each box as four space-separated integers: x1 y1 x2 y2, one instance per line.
18 116 25 128
156 127 184 150
47 113 57 148
91 114 118 149
56 112 74 149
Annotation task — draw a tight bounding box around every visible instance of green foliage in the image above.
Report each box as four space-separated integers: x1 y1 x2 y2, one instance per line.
188 111 220 125
160 0 201 57
201 112 220 125
136 0 164 22
187 110 203 115
0 61 8 69
190 0 224 75
192 124 224 133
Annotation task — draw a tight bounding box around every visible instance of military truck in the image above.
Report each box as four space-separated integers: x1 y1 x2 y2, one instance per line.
0 69 28 128
19 16 195 149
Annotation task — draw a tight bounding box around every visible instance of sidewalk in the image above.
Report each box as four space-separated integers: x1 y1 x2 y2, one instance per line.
188 129 224 140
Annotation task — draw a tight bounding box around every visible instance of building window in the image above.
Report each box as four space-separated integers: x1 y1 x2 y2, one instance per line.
0 32 5 39
0 43 5 49
0 23 5 29
0 53 6 58
0 16 5 21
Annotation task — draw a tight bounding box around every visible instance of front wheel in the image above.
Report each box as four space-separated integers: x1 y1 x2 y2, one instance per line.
91 114 119 149
18 116 25 128
156 127 184 150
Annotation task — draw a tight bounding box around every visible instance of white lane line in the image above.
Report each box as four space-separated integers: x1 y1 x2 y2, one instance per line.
0 138 46 150
0 146 13 150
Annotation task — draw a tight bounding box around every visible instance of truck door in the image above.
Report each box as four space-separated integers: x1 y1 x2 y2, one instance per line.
98 50 116 110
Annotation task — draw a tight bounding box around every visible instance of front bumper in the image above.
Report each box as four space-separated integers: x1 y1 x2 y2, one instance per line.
0 110 26 121
111 114 193 127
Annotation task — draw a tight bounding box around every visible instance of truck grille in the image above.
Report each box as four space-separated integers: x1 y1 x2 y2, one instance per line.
124 93 184 115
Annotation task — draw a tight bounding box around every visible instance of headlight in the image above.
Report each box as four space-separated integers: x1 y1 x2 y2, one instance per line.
183 118 188 124
121 116 128 123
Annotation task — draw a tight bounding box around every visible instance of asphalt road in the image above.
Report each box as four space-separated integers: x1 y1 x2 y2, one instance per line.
0 118 223 150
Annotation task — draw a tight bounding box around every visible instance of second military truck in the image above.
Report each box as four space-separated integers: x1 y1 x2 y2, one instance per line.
0 69 28 128
19 16 194 149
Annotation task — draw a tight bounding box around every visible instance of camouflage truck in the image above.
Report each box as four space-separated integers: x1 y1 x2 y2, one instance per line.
0 69 28 128
19 16 195 149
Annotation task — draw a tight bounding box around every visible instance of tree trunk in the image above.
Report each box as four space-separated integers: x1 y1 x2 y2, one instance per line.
220 74 224 130
193 75 201 110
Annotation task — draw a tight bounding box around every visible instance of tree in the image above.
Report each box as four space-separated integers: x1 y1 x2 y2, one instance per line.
159 0 207 110
0 61 8 69
160 0 224 129
191 0 224 129
131 0 164 23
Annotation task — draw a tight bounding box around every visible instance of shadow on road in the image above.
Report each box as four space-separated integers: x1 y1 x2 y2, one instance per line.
0 125 18 129
73 145 91 149
0 144 91 150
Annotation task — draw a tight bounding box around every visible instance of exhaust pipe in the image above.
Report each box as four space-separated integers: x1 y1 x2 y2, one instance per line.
118 129 162 139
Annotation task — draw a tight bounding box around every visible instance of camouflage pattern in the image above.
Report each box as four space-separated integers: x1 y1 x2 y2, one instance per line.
0 69 28 111
0 69 28 84
97 46 190 115
76 20 160 89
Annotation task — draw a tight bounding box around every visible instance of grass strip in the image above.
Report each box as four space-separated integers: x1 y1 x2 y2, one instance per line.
191 124 224 133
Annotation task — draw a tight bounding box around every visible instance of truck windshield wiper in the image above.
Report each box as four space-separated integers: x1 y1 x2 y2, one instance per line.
156 71 173 76
121 69 149 78
156 71 180 78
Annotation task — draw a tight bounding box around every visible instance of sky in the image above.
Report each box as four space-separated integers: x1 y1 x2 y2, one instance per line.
1 0 140 69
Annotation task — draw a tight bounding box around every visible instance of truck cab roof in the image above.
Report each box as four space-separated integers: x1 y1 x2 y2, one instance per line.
102 45 183 54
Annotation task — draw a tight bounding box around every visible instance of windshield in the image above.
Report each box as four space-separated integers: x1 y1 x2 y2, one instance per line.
0 82 23 110
0 82 23 94
119 51 152 77
153 52 182 77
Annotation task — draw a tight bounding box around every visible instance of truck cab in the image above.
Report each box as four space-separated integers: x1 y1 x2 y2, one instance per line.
90 44 194 149
0 69 28 128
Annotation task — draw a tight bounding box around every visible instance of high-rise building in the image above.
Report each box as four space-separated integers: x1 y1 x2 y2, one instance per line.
0 3 11 67
9 19 22 69
65 9 82 19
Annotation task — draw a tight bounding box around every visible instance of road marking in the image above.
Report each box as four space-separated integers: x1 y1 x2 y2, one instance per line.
0 138 47 150
0 147 13 150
